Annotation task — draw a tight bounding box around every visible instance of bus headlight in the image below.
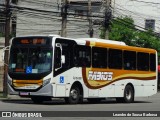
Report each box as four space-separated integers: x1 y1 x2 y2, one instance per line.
43 78 51 86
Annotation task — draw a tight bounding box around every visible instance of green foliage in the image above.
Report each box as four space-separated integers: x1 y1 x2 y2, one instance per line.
0 32 3 37
0 32 15 38
108 16 137 46
99 27 106 39
105 16 160 60
135 30 160 58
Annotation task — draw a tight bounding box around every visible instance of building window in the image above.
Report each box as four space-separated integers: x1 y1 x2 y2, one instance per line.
0 16 5 35
74 10 86 19
145 19 155 30
12 0 18 4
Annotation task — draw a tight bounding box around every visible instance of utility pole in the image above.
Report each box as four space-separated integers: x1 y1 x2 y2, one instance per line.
61 0 67 37
103 0 111 39
88 0 93 38
3 0 11 97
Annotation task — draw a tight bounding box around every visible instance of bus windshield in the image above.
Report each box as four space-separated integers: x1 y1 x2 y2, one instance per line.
9 47 53 74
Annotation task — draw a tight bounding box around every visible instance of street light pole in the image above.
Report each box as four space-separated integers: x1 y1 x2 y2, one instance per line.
3 0 11 97
88 0 93 38
61 0 67 37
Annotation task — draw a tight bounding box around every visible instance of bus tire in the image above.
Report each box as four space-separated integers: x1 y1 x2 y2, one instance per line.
123 85 134 103
116 85 134 103
65 86 80 104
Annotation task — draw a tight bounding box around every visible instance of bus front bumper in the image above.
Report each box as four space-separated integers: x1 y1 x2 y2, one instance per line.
8 83 54 97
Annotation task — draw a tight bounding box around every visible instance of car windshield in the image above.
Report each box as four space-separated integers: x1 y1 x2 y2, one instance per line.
9 47 53 74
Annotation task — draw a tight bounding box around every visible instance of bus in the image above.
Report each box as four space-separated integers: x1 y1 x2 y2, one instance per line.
7 35 157 104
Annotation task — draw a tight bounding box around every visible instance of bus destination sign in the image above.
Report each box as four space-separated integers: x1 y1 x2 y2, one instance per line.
12 37 51 45
20 39 45 44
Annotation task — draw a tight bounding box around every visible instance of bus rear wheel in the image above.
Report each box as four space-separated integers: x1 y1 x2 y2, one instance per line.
124 85 134 103
116 85 134 103
65 86 81 104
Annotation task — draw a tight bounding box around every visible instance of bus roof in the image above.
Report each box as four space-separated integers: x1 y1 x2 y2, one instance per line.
77 38 126 45
77 38 156 53
11 35 156 53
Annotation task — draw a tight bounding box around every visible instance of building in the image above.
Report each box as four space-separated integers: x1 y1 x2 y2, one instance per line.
15 0 102 38
2 0 160 39
112 0 160 33
0 0 5 36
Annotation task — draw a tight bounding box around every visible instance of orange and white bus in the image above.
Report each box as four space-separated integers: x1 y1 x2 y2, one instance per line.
7 35 157 104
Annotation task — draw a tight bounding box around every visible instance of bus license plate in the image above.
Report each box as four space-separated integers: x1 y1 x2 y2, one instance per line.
20 92 29 96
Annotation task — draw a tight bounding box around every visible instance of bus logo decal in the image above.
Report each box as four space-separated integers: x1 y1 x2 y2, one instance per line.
60 76 64 83
88 71 113 81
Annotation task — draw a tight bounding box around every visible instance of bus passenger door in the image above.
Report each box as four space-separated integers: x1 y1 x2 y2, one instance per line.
55 75 68 97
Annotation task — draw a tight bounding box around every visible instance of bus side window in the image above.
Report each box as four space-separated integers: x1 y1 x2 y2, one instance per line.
54 47 61 69
108 49 122 69
137 52 149 71
150 53 156 71
74 45 91 67
92 47 107 68
123 50 136 70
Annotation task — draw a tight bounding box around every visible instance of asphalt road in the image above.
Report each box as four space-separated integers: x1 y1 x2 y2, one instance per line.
0 92 160 120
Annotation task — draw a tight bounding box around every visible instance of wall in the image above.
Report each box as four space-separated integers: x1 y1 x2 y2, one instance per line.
16 0 101 38
112 0 160 33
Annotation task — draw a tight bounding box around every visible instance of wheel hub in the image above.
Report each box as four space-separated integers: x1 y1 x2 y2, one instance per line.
70 89 78 100
126 90 131 100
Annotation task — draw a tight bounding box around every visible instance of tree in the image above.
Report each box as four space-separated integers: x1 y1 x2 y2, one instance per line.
108 16 136 46
0 32 3 37
135 29 160 57
106 16 160 58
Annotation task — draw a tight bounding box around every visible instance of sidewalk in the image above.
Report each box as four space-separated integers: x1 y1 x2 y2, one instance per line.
0 93 31 100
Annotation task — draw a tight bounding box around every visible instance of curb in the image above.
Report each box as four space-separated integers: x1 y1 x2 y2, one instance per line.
0 94 30 100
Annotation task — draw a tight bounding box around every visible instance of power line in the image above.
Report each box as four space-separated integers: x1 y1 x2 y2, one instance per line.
130 0 160 5
2 0 159 38
111 16 160 37
112 2 160 19
111 2 160 33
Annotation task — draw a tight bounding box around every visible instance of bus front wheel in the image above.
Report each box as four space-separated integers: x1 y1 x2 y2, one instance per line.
65 86 81 104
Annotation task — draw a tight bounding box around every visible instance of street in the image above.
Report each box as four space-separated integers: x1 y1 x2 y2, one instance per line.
0 92 160 120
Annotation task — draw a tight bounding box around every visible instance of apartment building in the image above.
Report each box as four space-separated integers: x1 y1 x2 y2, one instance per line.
15 0 102 38
112 0 160 33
